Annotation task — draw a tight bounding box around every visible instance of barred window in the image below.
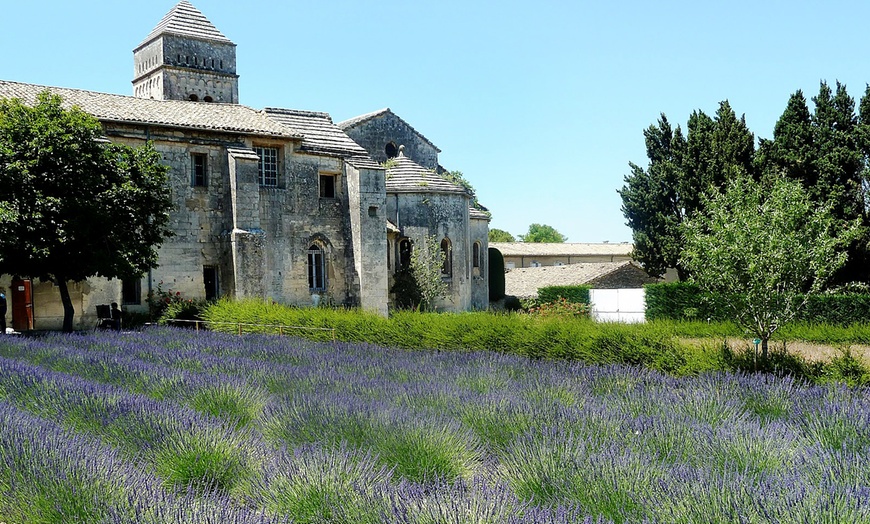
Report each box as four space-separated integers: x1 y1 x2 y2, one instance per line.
254 146 279 187
191 153 207 187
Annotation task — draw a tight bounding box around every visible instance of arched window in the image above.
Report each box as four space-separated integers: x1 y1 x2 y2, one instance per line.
399 238 412 269
385 142 398 159
472 241 481 268
307 244 326 292
441 238 452 278
188 94 199 102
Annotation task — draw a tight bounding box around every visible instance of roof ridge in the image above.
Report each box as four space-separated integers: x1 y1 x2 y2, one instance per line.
335 107 390 129
0 79 302 139
264 107 332 120
137 1 232 49
338 108 441 153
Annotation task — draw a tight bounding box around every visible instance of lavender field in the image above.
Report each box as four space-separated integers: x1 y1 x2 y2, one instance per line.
0 328 868 523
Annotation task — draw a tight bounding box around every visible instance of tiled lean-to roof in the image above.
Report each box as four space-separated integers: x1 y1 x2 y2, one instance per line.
264 108 370 157
489 242 634 257
386 154 469 195
138 0 233 49
0 80 299 139
504 261 651 298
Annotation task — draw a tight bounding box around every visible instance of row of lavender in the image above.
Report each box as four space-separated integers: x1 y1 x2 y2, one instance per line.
0 328 869 522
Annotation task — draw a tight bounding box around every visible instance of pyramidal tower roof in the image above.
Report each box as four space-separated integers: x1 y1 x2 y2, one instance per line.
137 1 233 48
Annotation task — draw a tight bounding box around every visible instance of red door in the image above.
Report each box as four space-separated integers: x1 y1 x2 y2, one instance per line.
11 278 33 331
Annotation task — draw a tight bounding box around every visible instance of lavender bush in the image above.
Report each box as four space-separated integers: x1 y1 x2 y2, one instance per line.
0 328 868 522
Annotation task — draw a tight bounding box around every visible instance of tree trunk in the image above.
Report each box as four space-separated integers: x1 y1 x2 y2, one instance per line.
56 276 75 333
761 337 769 361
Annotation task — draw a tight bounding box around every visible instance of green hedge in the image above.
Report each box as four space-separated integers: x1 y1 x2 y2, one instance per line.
201 300 870 385
537 285 591 305
203 300 695 374
645 282 870 325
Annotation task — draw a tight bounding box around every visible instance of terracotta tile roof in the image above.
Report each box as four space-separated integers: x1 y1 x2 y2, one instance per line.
138 0 233 49
337 108 441 153
386 154 468 196
264 108 370 157
0 80 299 139
505 262 637 298
490 242 634 257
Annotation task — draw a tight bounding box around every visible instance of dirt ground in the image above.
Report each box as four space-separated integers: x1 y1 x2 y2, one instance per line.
686 338 870 364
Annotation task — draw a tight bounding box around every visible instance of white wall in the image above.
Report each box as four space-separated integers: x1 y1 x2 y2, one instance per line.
590 288 645 323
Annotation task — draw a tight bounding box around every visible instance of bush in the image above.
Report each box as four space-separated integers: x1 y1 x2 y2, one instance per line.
203 300 870 385
537 285 590 305
527 297 590 319
147 282 208 326
646 282 870 326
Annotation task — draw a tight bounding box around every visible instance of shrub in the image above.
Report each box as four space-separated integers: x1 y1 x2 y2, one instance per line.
646 282 870 326
147 282 208 326
537 285 590 305
527 297 590 319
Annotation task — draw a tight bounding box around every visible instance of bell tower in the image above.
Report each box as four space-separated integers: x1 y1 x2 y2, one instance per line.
133 1 239 103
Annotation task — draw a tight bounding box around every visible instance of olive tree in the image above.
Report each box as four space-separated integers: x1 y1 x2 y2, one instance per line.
410 235 449 312
681 176 860 358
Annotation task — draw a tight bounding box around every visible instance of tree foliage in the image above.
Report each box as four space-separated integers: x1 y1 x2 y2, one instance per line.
0 92 173 331
681 176 860 358
758 81 870 285
442 170 489 215
619 102 755 278
409 235 449 312
488 229 515 242
518 223 567 243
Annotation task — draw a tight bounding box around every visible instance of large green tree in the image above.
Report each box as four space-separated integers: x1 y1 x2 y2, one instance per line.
758 81 870 285
620 101 755 279
681 176 860 359
0 92 173 332
518 223 567 243
488 228 515 242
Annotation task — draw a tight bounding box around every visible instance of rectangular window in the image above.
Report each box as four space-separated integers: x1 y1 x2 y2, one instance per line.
319 174 336 199
191 153 207 187
254 146 279 187
203 266 219 301
307 247 326 292
121 279 141 305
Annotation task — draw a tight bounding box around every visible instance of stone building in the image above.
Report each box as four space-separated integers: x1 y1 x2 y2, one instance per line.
489 242 634 269
0 1 488 330
338 109 490 311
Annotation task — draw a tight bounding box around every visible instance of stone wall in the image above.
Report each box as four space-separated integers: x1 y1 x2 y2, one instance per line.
134 34 238 103
469 217 489 310
387 192 471 311
346 162 389 315
343 112 440 169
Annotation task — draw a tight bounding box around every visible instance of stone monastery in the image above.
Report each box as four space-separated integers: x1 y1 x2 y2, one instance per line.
0 1 490 330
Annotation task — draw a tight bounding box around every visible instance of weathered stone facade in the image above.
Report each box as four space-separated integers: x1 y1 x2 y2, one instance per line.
340 110 441 170
0 1 487 330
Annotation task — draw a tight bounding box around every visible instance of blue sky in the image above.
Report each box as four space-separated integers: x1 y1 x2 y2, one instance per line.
3 1 870 243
